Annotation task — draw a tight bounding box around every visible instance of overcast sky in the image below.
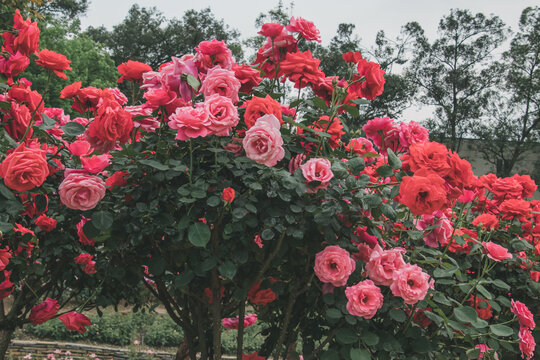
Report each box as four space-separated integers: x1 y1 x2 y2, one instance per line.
80 0 538 122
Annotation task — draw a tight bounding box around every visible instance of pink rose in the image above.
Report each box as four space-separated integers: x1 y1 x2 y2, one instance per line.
482 242 512 262
398 121 429 148
390 263 431 305
29 298 59 325
519 327 536 360
58 169 106 211
125 105 160 133
415 211 453 248
300 158 334 193
67 140 93 157
168 105 211 141
242 115 284 167
475 344 498 359
365 245 405 286
314 245 356 287
80 154 110 174
511 300 536 329
345 279 383 319
58 312 91 333
76 216 94 246
286 17 321 43
289 153 306 174
204 94 239 136
222 313 257 329
200 66 240 103
195 39 233 72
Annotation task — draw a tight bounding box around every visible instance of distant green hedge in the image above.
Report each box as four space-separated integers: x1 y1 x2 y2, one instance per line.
22 312 265 352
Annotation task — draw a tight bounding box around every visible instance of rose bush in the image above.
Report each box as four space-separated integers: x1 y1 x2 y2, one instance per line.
0 8 538 360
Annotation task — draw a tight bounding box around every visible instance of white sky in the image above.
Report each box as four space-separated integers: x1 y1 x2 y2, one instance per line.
80 0 538 122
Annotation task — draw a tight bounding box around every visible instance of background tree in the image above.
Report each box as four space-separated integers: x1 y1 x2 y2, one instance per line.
86 5 243 69
473 6 540 178
0 0 88 25
406 9 507 151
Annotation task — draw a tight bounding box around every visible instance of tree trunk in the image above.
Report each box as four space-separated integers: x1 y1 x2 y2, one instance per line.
175 339 191 360
0 328 14 360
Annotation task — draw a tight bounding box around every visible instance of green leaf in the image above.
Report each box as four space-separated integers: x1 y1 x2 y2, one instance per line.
376 164 394 178
466 348 481 359
453 306 478 323
92 210 113 230
232 207 247 219
185 74 200 91
389 308 407 322
326 308 342 321
331 161 349 179
492 279 510 291
206 196 220 207
39 113 57 130
139 159 169 171
386 149 402 169
218 261 236 279
261 228 274 240
347 157 365 176
476 284 493 299
335 327 358 345
489 324 514 337
174 270 195 287
148 256 166 276
0 184 15 200
0 101 11 110
61 122 86 136
312 97 327 110
350 348 371 360
187 222 211 247
0 222 12 233
362 331 379 346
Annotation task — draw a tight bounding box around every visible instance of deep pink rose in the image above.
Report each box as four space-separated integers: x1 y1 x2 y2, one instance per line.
286 17 321 43
289 153 306 174
482 242 512 262
222 313 257 329
80 154 110 174
300 158 334 193
511 300 536 329
58 169 106 211
362 117 398 150
168 105 211 141
58 312 91 333
76 216 94 246
314 245 356 287
345 279 383 319
242 115 284 167
67 140 93 157
519 327 536 360
29 298 59 325
200 66 240 103
390 263 431 305
258 23 284 38
415 211 453 248
475 344 498 359
125 105 160 133
204 94 239 136
398 121 429 148
365 245 405 286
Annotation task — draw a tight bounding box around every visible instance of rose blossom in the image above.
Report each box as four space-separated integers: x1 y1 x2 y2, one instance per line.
415 211 453 248
472 214 499 230
222 187 235 203
300 158 334 193
58 169 106 211
34 214 57 232
518 327 536 360
398 121 429 148
0 143 49 192
511 300 536 329
204 94 239 136
222 314 257 329
390 263 431 305
365 245 405 286
168 105 211 141
344 279 383 319
29 298 59 325
289 153 306 174
200 66 240 103
314 245 356 287
482 242 512 262
475 344 498 359
286 17 321 43
58 312 91 333
242 114 284 167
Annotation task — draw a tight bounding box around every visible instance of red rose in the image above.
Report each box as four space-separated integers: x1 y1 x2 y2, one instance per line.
242 353 266 360
310 116 345 149
29 298 59 325
247 280 277 305
468 295 492 320
278 50 325 88
34 214 57 232
232 64 262 94
35 49 72 79
86 95 133 147
351 58 385 100
399 172 448 215
258 23 284 39
77 216 94 246
222 187 235 203
0 271 14 300
74 253 93 265
244 95 283 129
0 143 49 192
105 171 129 190
117 60 152 83
0 249 11 272
472 214 499 230
0 51 30 80
8 10 40 56
58 312 91 333
499 199 531 222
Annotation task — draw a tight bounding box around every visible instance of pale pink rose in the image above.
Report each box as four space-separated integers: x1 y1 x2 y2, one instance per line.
365 245 405 286
168 105 211 141
222 313 257 329
398 121 429 148
300 158 334 193
204 94 239 136
200 66 240 103
289 153 306 174
125 105 160 132
475 344 498 359
519 327 536 360
58 169 106 211
511 300 536 329
415 211 453 248
242 114 284 167
80 154 110 174
390 263 431 305
482 242 513 262
345 279 383 319
314 245 356 287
